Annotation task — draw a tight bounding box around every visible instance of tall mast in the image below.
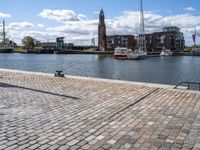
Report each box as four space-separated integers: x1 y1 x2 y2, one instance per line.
139 0 146 51
140 0 144 34
3 20 5 45
194 27 196 49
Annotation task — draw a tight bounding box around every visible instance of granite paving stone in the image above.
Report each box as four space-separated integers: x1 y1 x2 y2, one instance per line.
0 69 200 149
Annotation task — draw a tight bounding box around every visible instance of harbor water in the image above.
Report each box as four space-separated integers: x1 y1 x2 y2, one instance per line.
0 53 200 85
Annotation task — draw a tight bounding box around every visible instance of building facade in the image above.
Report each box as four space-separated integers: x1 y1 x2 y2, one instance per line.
105 26 184 52
106 35 136 50
56 37 65 49
98 9 107 51
145 27 185 52
1 38 17 47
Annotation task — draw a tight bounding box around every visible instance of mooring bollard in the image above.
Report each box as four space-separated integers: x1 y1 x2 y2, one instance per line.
55 70 65 77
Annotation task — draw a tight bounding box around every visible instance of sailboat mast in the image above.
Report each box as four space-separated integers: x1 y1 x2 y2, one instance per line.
194 27 196 49
140 0 144 34
3 20 5 45
139 0 146 51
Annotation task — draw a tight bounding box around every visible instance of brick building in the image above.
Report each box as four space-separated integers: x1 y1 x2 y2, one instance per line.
105 26 184 52
106 35 136 50
145 27 185 52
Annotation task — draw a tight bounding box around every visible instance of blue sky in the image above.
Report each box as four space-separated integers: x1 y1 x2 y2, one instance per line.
0 0 200 45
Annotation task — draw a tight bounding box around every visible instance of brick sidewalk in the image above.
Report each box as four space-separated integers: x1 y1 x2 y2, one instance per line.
0 70 200 150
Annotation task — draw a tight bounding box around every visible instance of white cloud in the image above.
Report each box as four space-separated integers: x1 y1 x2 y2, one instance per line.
46 20 97 34
8 22 35 30
0 12 11 18
184 6 196 11
37 24 45 28
39 9 86 22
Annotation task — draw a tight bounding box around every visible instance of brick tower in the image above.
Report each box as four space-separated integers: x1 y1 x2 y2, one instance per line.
98 9 107 51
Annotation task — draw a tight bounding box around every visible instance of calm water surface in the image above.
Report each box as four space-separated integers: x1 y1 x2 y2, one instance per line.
0 53 200 85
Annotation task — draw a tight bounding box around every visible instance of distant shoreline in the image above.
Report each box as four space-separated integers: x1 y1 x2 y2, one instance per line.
13 49 114 55
11 49 200 56
0 48 199 56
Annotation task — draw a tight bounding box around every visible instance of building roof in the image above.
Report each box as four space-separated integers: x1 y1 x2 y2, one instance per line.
163 26 180 29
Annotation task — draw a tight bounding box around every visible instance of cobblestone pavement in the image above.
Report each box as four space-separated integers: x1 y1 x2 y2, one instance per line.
0 70 200 150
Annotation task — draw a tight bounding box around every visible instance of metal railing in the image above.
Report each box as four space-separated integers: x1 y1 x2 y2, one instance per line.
175 81 200 91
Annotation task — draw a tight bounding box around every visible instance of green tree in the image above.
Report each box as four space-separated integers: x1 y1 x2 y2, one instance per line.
22 36 36 50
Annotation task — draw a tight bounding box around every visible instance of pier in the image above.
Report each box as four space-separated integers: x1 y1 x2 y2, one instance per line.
0 69 200 150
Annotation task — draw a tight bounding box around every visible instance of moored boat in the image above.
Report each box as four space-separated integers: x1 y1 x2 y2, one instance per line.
114 47 132 60
129 0 147 60
0 46 13 53
114 0 148 60
160 47 172 56
0 20 13 53
129 49 147 60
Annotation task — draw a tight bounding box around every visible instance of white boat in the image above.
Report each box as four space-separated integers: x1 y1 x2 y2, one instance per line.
128 49 147 60
113 47 146 60
192 48 200 53
160 48 172 56
114 47 133 60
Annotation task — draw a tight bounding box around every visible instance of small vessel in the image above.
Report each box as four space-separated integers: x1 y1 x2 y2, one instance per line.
113 47 133 60
128 49 147 60
114 0 148 61
160 47 172 56
0 46 13 53
0 20 13 53
192 48 200 53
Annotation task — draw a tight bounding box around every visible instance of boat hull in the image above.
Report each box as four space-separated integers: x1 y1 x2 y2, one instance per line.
128 55 147 60
0 47 13 53
114 55 128 60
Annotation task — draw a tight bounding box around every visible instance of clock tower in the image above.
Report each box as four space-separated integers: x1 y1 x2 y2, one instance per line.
98 9 107 51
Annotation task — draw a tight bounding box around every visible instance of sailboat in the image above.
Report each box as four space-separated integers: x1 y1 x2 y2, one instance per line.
128 0 147 60
0 20 13 53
